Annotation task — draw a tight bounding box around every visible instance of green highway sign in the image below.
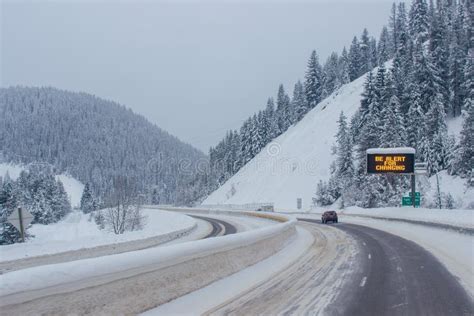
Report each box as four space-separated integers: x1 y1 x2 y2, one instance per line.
409 192 421 198
402 196 420 206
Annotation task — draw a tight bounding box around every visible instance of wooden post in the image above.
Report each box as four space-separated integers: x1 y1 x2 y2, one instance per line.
18 207 25 242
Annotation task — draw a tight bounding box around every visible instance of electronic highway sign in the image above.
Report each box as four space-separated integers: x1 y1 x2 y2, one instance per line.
366 148 415 174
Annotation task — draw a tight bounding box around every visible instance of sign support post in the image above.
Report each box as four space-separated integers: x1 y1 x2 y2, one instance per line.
8 206 34 242
411 174 416 208
18 207 25 242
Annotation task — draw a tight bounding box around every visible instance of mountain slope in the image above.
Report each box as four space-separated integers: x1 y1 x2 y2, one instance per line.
204 70 472 210
0 87 206 204
204 73 368 210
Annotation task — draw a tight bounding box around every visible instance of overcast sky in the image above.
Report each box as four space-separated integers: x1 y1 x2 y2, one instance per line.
1 0 399 152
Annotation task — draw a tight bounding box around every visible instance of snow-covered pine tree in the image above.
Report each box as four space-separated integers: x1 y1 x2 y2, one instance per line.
276 84 292 133
409 0 430 44
349 36 362 80
454 104 474 180
378 26 392 64
304 51 324 108
360 29 372 76
354 71 376 143
292 81 309 123
448 6 466 117
339 47 351 85
369 37 378 70
323 53 341 96
0 180 20 245
428 3 450 115
264 98 278 141
334 112 355 198
389 3 399 55
80 183 96 214
380 95 407 147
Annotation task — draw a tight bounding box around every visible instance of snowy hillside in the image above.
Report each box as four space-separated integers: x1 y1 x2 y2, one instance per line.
204 73 368 210
0 163 84 208
204 72 473 211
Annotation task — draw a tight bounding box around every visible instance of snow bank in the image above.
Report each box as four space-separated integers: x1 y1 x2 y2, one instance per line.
0 212 296 315
0 163 84 208
338 206 474 230
0 208 196 262
144 226 313 315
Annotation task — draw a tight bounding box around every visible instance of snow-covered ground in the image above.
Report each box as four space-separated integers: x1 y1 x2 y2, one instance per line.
0 208 196 261
0 163 85 208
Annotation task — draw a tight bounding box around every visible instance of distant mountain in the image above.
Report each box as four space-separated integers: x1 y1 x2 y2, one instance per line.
0 86 207 205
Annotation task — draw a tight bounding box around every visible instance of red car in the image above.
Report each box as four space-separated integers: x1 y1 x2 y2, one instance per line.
321 211 338 224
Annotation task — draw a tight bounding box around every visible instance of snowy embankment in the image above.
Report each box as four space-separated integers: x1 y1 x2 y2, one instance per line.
0 163 84 208
309 206 474 230
0 212 296 315
0 208 196 262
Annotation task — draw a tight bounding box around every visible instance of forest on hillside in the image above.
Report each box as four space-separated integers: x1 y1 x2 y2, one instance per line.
205 0 473 208
0 87 208 206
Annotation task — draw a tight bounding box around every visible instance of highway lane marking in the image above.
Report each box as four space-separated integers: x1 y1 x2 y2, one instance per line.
360 276 367 287
368 254 371 260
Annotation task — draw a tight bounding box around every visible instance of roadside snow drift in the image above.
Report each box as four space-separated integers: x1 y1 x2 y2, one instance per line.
0 209 196 261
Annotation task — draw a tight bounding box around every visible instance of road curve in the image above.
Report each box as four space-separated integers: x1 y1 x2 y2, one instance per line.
189 215 237 238
302 219 474 316
0 214 236 274
334 222 473 316
209 219 472 315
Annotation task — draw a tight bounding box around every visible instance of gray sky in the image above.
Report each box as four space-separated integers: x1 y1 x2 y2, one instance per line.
1 0 398 152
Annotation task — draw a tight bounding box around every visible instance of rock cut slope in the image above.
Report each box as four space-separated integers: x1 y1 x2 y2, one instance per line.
204 74 369 210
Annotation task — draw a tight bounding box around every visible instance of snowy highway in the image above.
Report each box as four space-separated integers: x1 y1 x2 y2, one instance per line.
209 219 473 315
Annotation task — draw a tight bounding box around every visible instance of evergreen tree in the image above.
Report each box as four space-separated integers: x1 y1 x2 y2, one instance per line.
80 183 96 214
349 36 362 80
334 112 355 197
324 52 342 95
276 84 292 133
292 81 309 122
378 26 392 64
0 181 20 245
380 95 407 147
360 29 372 75
409 0 430 43
304 51 324 108
454 105 474 179
264 98 279 141
339 47 351 85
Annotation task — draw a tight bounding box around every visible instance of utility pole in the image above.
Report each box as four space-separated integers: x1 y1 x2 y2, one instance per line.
411 174 416 208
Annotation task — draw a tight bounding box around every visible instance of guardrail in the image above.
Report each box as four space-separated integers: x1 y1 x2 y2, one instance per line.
1 207 297 315
200 203 275 212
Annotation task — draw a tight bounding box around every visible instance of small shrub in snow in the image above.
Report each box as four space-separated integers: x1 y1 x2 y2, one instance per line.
443 193 456 210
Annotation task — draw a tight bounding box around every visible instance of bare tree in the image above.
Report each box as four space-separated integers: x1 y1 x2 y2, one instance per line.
102 176 146 234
